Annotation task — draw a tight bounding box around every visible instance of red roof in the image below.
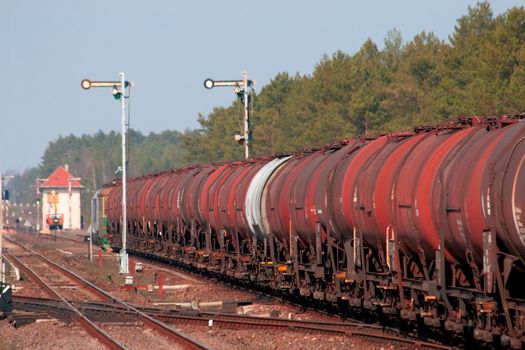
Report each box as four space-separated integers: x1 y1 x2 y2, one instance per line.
40 166 83 189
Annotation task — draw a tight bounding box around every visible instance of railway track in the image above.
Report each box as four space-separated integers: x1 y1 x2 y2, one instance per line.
4 236 211 350
7 232 453 349
12 295 451 349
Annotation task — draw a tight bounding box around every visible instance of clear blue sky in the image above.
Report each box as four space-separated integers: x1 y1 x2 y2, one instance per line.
2 1 523 172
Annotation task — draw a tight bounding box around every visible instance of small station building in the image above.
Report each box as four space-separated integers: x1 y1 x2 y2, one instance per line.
38 165 83 232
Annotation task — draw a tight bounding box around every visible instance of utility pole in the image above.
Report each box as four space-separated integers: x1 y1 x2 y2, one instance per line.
36 198 40 232
34 178 45 233
81 73 131 274
119 72 128 275
67 177 81 230
0 174 14 283
241 72 250 159
0 174 4 284
204 71 255 159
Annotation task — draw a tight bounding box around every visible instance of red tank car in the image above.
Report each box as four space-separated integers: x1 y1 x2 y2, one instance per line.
487 121 525 260
201 164 238 233
185 165 218 226
96 115 525 348
312 140 363 241
221 159 268 239
265 152 312 248
288 150 333 248
145 171 173 223
158 170 185 224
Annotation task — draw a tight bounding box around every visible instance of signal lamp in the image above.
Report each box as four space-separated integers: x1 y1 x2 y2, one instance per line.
204 79 214 89
234 134 245 144
235 86 244 98
81 79 92 90
112 86 122 100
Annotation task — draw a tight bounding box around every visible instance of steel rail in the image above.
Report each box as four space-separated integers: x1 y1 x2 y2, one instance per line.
13 295 451 350
5 252 127 350
6 237 212 350
6 238 110 301
12 232 452 349
153 312 452 350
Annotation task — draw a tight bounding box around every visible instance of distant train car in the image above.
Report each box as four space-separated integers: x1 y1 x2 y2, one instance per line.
96 114 525 349
91 187 112 248
46 213 63 230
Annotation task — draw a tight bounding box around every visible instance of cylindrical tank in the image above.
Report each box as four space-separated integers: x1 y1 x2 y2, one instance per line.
200 164 238 233
172 167 201 224
390 131 453 261
434 127 501 264
106 181 122 223
328 137 381 241
246 156 291 241
373 133 424 238
225 159 269 239
218 162 255 236
288 150 332 247
351 134 411 253
313 140 364 241
410 127 477 262
146 171 174 224
158 171 184 225
137 173 164 224
103 116 525 273
185 165 219 226
199 164 229 226
125 177 142 221
487 121 525 262
264 152 316 247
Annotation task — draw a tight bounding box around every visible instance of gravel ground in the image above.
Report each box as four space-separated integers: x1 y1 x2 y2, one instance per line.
100 324 186 350
0 318 102 350
176 325 409 350
0 230 413 349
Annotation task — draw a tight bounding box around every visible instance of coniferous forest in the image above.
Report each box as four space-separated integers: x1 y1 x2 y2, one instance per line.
8 2 525 224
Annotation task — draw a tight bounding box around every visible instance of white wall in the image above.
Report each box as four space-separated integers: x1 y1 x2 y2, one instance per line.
41 188 82 231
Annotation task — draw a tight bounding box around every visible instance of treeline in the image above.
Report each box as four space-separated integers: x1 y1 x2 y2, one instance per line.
10 129 184 220
182 2 525 163
8 2 525 224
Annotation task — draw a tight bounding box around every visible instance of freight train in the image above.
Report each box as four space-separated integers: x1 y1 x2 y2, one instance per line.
92 114 525 348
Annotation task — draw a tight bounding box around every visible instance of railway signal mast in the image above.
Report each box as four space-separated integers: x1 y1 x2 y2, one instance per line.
68 176 81 230
0 174 14 283
204 71 255 159
81 73 131 274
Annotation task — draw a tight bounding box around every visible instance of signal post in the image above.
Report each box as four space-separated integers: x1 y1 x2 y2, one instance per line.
204 71 255 159
81 73 131 274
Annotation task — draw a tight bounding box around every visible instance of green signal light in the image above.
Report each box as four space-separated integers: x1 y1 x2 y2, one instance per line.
112 86 122 100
